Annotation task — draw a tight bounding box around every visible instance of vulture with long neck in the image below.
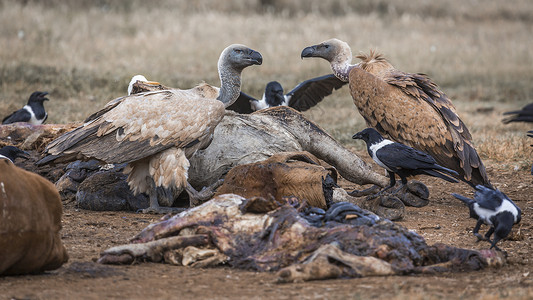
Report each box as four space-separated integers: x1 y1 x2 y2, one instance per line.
38 44 262 213
301 38 491 188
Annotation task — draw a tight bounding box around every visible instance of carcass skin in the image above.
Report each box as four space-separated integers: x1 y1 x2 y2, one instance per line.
98 194 505 282
188 106 388 189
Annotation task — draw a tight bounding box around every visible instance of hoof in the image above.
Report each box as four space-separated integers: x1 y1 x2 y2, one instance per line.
361 193 404 221
398 180 429 207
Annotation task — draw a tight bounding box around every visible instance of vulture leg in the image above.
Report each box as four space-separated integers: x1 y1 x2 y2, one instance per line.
185 180 224 207
139 188 187 214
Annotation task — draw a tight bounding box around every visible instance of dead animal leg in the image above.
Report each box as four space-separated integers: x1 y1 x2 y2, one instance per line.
186 179 224 207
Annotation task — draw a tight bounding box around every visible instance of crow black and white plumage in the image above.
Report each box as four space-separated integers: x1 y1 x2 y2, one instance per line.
352 128 459 193
502 103 533 124
227 74 347 113
0 146 30 162
2 91 49 125
452 185 521 250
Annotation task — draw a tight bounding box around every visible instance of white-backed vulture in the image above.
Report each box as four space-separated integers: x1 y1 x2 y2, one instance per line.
227 74 347 113
301 39 491 188
38 44 262 213
2 91 49 125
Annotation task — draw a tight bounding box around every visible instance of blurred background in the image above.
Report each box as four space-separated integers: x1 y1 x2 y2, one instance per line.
1 0 532 165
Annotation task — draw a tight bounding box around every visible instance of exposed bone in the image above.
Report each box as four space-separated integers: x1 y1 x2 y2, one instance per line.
276 244 396 282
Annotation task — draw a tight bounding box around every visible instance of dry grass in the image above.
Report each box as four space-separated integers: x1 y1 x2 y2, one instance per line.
1 0 532 165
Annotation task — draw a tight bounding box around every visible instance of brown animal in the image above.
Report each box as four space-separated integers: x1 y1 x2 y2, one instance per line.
37 44 262 214
0 157 68 275
216 152 337 209
301 39 490 188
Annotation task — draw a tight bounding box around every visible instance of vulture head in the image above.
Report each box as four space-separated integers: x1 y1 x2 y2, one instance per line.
127 75 161 95
27 91 49 104
301 39 352 65
301 39 354 82
264 81 285 107
217 44 263 107
219 44 263 72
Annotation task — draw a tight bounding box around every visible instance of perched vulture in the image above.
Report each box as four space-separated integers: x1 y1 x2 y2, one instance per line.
37 44 262 213
502 103 533 124
2 91 49 125
301 39 491 188
227 74 347 113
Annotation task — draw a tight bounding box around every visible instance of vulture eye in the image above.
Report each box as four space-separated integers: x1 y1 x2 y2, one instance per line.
324 44 330 49
234 49 244 54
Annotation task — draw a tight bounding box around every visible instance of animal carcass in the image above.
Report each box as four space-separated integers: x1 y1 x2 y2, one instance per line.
98 194 504 282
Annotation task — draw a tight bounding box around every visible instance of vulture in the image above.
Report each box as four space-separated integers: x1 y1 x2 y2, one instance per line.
2 91 49 125
502 103 533 124
226 74 347 113
38 44 262 213
301 38 491 188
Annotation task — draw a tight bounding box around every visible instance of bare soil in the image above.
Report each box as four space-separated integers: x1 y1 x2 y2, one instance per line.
1 156 532 300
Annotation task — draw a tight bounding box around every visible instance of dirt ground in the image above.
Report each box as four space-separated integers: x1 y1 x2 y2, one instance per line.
1 156 532 300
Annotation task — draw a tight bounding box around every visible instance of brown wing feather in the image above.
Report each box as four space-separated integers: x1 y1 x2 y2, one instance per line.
46 89 224 164
349 67 490 187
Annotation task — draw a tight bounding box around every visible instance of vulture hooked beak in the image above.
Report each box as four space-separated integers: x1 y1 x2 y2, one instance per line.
248 50 263 65
301 45 318 59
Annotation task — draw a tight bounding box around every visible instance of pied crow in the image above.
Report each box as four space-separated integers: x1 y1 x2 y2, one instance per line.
2 91 49 125
352 127 459 193
0 146 30 162
452 185 521 250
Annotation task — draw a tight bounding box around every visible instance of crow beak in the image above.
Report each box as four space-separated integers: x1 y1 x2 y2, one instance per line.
17 150 31 160
352 132 362 140
248 50 263 65
301 45 317 59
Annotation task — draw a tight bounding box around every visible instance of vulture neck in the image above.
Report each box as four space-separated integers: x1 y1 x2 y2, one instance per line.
330 53 358 83
217 64 242 108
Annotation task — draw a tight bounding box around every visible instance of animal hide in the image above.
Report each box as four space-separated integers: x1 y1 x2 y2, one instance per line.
215 151 337 209
0 160 68 275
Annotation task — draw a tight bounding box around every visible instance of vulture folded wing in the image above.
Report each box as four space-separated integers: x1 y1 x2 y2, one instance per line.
349 67 489 185
383 70 485 176
83 95 128 123
287 74 347 111
226 92 255 114
46 90 225 164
